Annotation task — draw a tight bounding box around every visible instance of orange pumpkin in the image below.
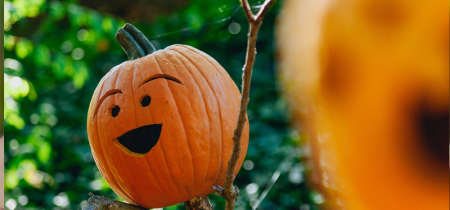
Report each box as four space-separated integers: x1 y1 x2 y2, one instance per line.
87 24 249 208
278 0 448 209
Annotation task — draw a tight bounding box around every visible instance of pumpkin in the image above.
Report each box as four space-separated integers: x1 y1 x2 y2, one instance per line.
278 0 448 209
87 24 249 208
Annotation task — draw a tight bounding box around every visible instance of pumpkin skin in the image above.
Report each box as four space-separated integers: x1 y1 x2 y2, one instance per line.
278 0 448 209
87 44 249 208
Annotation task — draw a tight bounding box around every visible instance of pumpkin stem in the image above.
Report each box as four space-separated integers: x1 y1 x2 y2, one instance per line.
116 23 156 60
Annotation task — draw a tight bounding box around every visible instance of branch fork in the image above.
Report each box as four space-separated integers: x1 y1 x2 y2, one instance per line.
214 1 276 210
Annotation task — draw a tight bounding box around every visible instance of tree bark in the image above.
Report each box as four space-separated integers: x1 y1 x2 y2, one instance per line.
82 193 147 210
83 193 214 210
184 195 213 210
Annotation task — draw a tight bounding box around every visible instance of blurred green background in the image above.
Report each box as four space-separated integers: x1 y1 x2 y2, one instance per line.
4 0 321 209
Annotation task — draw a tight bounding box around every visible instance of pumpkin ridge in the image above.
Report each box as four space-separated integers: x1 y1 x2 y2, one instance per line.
154 52 196 199
143 55 185 200
134 58 166 199
181 46 240 121
151 54 195 199
113 62 151 204
170 48 227 186
180 46 245 176
169 49 223 187
94 109 137 204
136 58 182 203
129 59 169 206
165 49 214 190
183 47 248 176
157 51 210 190
93 125 135 203
90 118 132 202
96 62 138 203
131 60 138 123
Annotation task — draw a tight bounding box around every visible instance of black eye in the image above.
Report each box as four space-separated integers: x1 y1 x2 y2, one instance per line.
111 105 120 117
141 95 151 107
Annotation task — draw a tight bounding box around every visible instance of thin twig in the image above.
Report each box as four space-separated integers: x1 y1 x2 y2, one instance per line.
252 149 297 210
255 0 276 22
240 0 254 22
213 0 276 210
82 193 147 210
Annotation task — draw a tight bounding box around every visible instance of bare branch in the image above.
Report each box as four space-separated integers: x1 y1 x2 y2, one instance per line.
84 193 213 210
255 0 276 23
184 195 213 210
239 0 255 22
215 0 276 210
213 185 239 202
82 193 147 210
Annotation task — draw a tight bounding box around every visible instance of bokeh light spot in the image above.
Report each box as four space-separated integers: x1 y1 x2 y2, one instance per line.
72 48 84 60
77 29 89 41
5 58 22 71
243 160 254 170
6 199 17 210
53 192 69 207
30 114 40 124
11 76 22 87
61 41 73 53
90 180 102 190
290 130 300 141
246 183 259 194
18 195 28 206
313 193 324 204
228 22 241 34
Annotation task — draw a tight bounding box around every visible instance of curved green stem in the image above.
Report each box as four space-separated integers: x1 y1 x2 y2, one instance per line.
116 23 156 60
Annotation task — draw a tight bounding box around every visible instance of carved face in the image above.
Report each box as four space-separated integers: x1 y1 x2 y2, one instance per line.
87 45 249 208
92 72 183 157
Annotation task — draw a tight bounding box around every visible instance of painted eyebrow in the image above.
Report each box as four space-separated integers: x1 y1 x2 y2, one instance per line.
138 73 183 88
94 89 122 117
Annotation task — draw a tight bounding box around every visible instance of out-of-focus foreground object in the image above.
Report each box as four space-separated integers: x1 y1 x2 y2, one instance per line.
277 0 449 209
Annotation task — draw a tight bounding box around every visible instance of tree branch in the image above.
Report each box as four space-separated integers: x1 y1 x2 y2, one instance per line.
213 1 276 210
184 195 213 210
240 0 254 22
83 193 214 210
82 193 147 210
254 0 276 23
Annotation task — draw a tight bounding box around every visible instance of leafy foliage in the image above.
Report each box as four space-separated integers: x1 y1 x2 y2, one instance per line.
4 0 320 209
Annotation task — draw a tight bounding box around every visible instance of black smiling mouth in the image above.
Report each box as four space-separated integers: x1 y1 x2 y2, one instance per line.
114 124 162 157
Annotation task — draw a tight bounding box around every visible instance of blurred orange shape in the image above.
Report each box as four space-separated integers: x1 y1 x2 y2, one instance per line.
278 0 449 209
